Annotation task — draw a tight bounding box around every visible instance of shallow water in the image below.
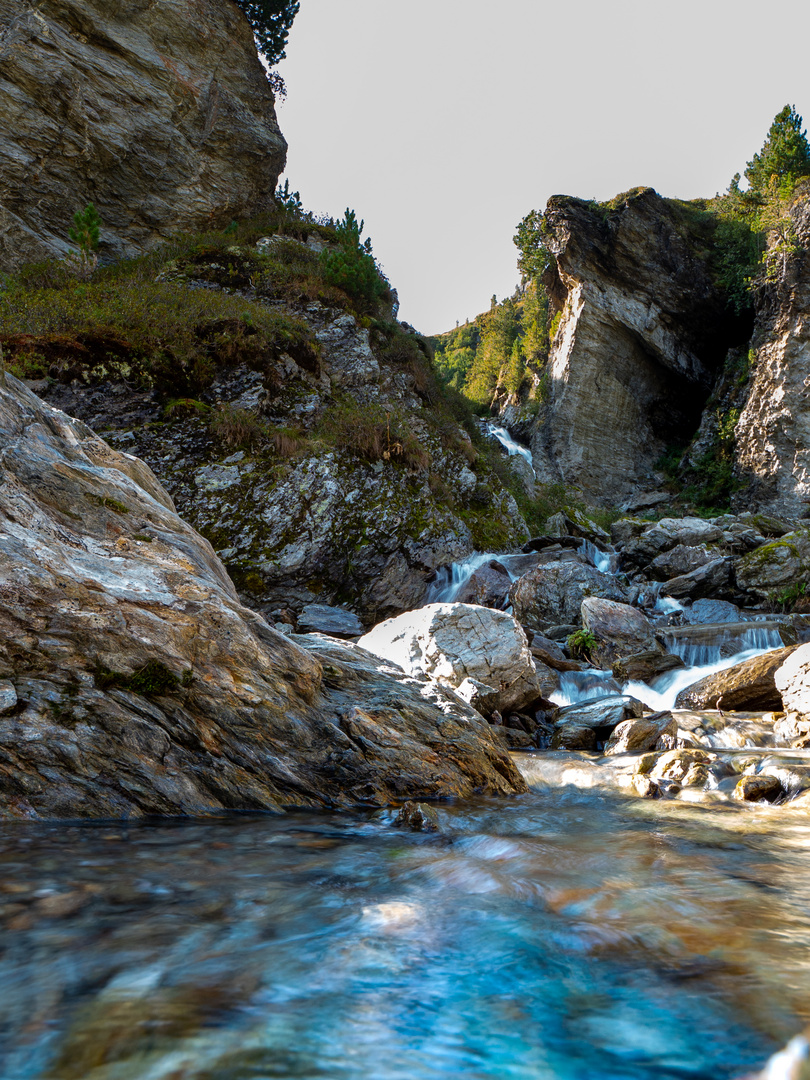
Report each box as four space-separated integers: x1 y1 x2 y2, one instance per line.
2 785 809 1079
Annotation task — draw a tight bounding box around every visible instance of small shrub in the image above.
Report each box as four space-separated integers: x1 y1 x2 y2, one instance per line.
162 398 211 420
567 628 597 660
208 404 267 447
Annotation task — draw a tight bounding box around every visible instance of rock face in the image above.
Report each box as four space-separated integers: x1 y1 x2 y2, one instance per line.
531 189 745 503
510 561 629 628
358 604 543 718
775 644 810 716
733 196 810 518
0 0 286 270
0 376 526 819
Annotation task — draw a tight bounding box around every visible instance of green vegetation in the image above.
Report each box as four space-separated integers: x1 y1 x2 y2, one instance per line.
319 209 390 310
69 204 101 256
232 0 299 64
567 629 597 661
94 660 188 696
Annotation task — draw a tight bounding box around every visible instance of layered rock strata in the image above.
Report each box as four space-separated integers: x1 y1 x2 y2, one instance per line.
0 0 285 270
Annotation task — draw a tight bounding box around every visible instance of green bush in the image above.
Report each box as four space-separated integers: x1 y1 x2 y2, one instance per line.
319 210 389 308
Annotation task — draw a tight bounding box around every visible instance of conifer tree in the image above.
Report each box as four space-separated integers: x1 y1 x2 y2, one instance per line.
744 105 810 195
233 0 300 64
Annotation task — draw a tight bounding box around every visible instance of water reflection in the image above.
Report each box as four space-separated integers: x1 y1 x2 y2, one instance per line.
1 788 808 1079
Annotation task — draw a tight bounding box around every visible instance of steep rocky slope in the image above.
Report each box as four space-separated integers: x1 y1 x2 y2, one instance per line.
0 0 285 271
733 193 810 518
0 373 525 819
531 189 749 503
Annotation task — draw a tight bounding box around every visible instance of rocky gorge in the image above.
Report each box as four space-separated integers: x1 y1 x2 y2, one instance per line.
3 0 810 1075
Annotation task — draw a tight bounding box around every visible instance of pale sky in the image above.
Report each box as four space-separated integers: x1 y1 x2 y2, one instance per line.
275 0 810 335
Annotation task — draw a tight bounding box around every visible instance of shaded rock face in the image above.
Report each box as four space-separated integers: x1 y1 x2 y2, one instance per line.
510 561 629 628
733 196 810 519
0 0 286 271
674 646 797 711
0 377 526 819
532 189 747 503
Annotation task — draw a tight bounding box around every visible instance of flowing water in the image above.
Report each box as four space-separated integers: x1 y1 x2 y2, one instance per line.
2 789 809 1080
487 424 536 475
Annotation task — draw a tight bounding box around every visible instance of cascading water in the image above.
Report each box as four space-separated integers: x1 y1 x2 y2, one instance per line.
487 423 535 475
426 552 501 603
579 538 614 574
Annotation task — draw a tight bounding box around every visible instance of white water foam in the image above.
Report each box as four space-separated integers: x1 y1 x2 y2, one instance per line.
579 538 614 575
663 626 784 668
488 424 535 475
426 552 501 603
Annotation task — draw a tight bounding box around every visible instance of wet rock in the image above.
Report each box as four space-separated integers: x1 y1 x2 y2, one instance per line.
549 722 598 751
495 727 537 750
611 650 684 683
650 544 716 580
675 646 798 711
660 557 734 600
623 517 724 568
554 695 644 733
682 599 742 624
775 643 810 716
357 603 543 718
774 712 810 747
733 774 783 803
392 801 440 832
0 377 527 819
650 749 713 784
604 711 678 755
454 561 512 609
296 604 364 639
510 561 629 629
580 597 658 668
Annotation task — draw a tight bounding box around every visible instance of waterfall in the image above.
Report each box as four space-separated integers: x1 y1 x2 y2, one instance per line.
426 552 500 603
487 424 535 475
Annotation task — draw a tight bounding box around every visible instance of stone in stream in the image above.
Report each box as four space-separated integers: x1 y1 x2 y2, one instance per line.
552 695 645 753
732 774 783 803
296 604 364 638
674 646 798 711
357 603 546 718
660 557 734 600
510 561 629 629
649 544 716 580
0 376 527 819
611 650 684 683
454 561 512 609
621 517 724 569
550 722 598 751
580 596 661 669
603 711 678 755
682 598 742 624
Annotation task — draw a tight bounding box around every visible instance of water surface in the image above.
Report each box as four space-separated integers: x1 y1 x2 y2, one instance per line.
2 784 809 1079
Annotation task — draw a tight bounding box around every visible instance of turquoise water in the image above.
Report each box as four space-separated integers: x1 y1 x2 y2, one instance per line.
2 780 808 1079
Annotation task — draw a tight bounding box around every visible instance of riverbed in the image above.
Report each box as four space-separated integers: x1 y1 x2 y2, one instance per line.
2 781 808 1079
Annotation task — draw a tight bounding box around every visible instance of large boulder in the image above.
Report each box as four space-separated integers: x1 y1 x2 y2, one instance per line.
509 561 629 629
775 643 810 716
674 646 797 710
604 712 678 755
580 597 659 668
0 377 527 818
621 517 724 568
649 544 716 580
358 603 544 718
660 557 734 600
454 561 512 609
0 0 287 270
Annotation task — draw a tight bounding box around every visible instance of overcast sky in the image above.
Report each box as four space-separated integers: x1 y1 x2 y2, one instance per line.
275 0 810 335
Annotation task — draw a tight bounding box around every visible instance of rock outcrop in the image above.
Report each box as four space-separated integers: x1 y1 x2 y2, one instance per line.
733 194 810 518
0 375 526 819
531 188 747 503
0 0 286 270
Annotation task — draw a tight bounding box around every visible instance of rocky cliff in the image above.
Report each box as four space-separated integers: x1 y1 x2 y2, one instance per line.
532 189 749 504
0 373 525 819
733 193 810 518
0 0 285 270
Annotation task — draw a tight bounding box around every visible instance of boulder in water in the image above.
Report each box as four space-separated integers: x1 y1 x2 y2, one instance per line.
621 517 724 568
357 603 544 718
660 557 734 600
649 544 716 580
733 774 783 803
553 695 644 731
580 597 659 668
612 650 684 683
510 561 629 629
682 598 742 624
604 711 678 754
674 646 798 711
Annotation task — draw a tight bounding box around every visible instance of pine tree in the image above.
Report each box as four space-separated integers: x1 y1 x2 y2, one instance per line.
232 0 300 65
744 105 810 196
